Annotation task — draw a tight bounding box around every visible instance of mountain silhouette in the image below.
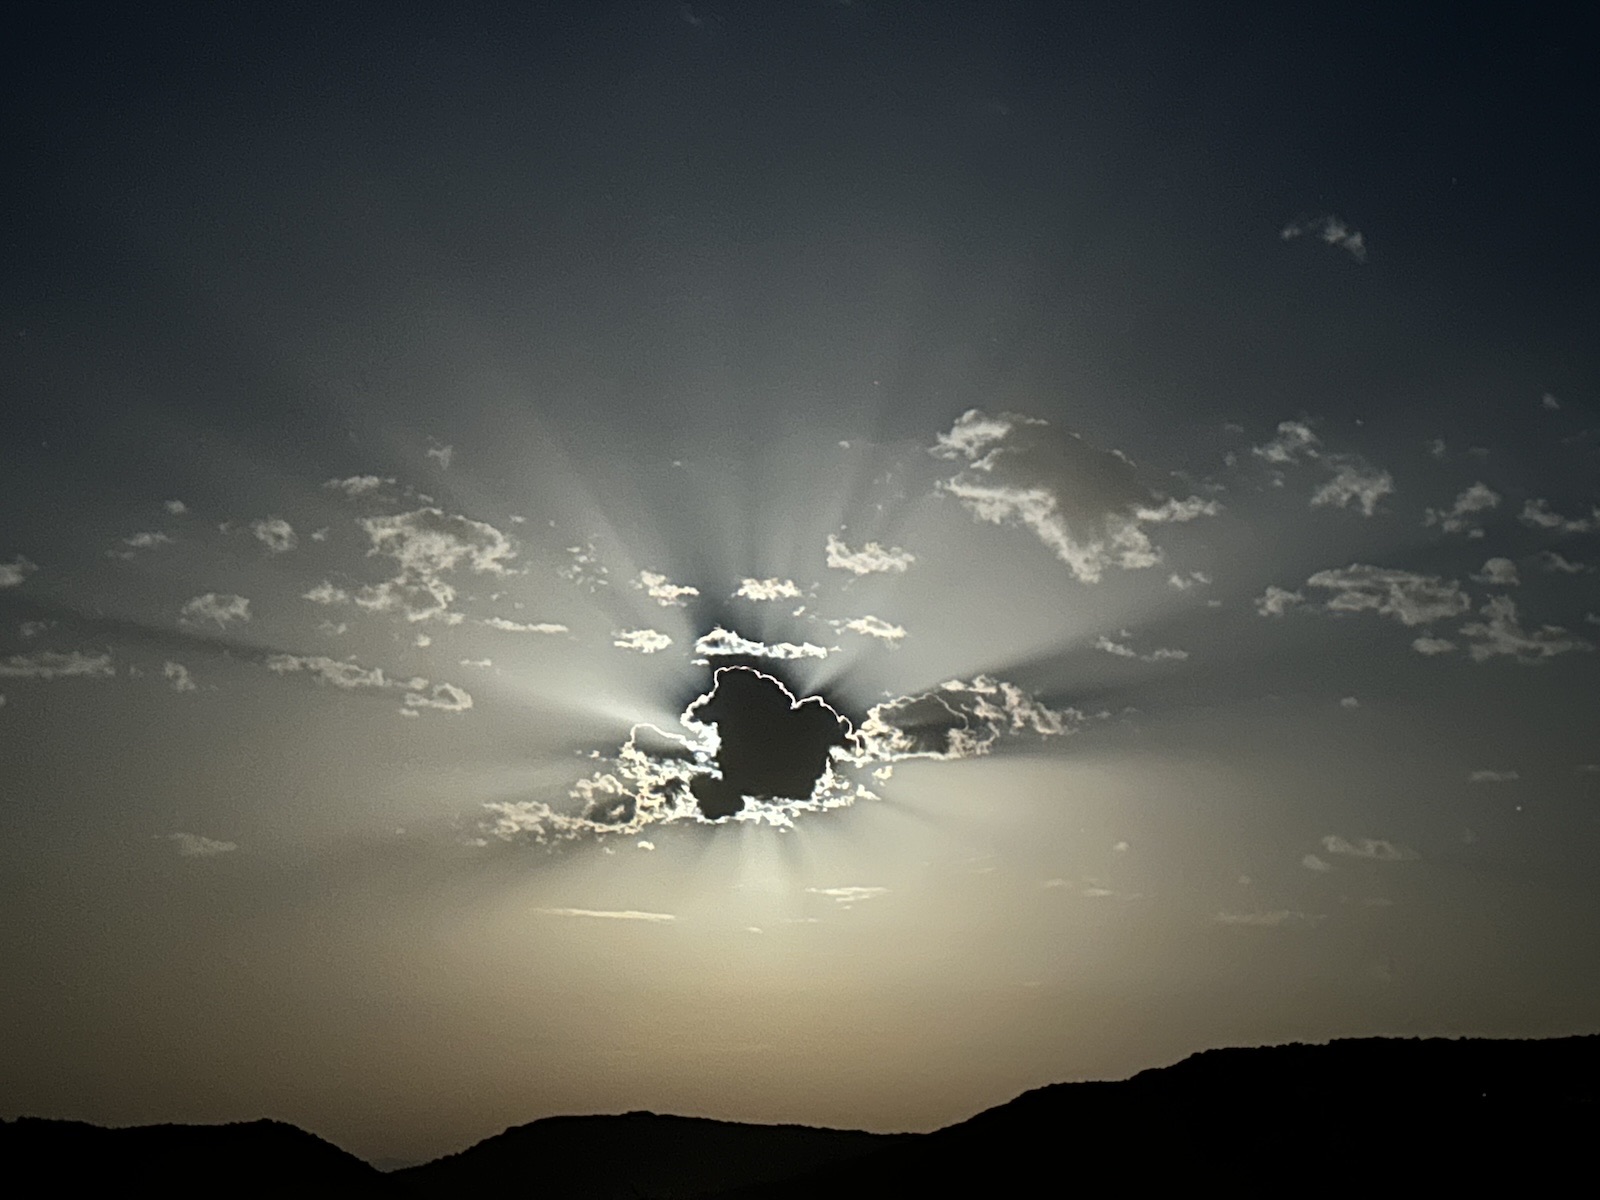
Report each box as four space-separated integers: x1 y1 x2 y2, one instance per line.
6 1036 1596 1196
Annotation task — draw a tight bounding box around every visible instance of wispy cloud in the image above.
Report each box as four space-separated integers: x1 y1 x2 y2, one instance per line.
825 534 915 575
1321 834 1417 861
1468 769 1519 784
637 570 699 606
1280 213 1367 262
0 651 115 680
180 593 252 628
535 907 675 923
164 832 237 858
1423 482 1500 538
1 556 39 588
735 577 803 601
614 629 673 654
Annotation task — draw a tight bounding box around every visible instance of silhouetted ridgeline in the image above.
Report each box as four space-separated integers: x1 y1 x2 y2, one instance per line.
5 1036 1596 1196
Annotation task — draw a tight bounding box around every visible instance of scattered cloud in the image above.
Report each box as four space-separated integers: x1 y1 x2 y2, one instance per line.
1321 834 1417 861
1215 910 1323 927
1306 564 1470 626
1519 499 1597 534
1339 696 1360 709
1542 392 1561 411
1 557 39 588
1255 585 1305 617
112 531 174 558
1311 458 1394 516
1168 571 1212 591
932 410 1208 583
164 832 237 858
806 886 889 905
250 517 297 554
560 542 609 591
735 577 803 601
163 499 188 515
614 629 673 654
1423 482 1500 538
637 570 699 606
1471 557 1520 586
19 620 52 639
1253 421 1321 465
1302 854 1333 872
535 908 675 923
1280 213 1367 262
403 682 473 714
1094 633 1188 662
1459 596 1592 662
266 654 401 690
693 626 831 660
1468 769 1519 783
482 617 568 634
0 650 115 680
836 615 907 644
426 442 453 470
1539 551 1591 575
163 661 198 692
1412 635 1457 656
825 534 915 575
180 592 252 628
324 475 391 497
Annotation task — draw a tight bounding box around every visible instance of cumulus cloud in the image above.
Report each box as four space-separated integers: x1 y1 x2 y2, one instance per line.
1459 596 1592 663
1252 421 1320 465
1519 499 1597 534
403 682 473 714
825 534 915 575
324 475 391 497
163 499 188 515
163 661 198 692
1094 633 1188 662
1471 558 1520 586
637 570 699 606
180 593 251 628
1539 551 1591 575
164 832 237 858
1 557 39 588
1280 213 1367 262
1424 482 1500 537
250 517 297 554
0 651 115 680
1468 769 1519 783
1321 834 1417 861
112 531 173 558
836 615 907 644
1305 565 1470 626
1311 459 1394 516
1412 635 1457 656
1168 571 1212 591
1255 585 1305 617
482 617 569 634
850 675 1080 764
735 577 803 601
693 626 831 660
614 629 673 654
932 410 1208 583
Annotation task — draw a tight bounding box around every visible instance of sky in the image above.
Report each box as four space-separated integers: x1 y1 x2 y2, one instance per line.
3 0 1598 1165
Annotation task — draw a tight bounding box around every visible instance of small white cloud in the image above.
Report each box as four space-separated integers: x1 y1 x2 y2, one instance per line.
18 620 52 639
114 531 174 557
180 593 251 628
1539 551 1591 575
614 628 673 654
324 475 392 497
403 682 473 714
459 658 493 668
1302 854 1333 872
163 661 198 692
1321 834 1418 861
1280 214 1367 262
1519 499 1596 534
1214 910 1323 927
0 650 115 680
1471 557 1520 586
1112 840 1130 853
1255 585 1305 617
1468 769 1519 784
426 442 454 469
825 534 915 575
1311 459 1394 516
636 840 655 851
1167 571 1212 591
1339 696 1360 709
535 907 675 922
1459 596 1592 663
735 577 803 601
303 581 351 606
164 832 237 858
250 517 297 554
266 654 397 690
1542 392 1561 411
1423 482 1500 537
1094 633 1188 662
1427 438 1448 460
0 557 39 588
1306 564 1470 627
637 570 700 607
693 626 831 660
806 886 889 905
164 499 188 515
1412 635 1457 656
482 617 568 634
1252 421 1321 465
837 615 907 643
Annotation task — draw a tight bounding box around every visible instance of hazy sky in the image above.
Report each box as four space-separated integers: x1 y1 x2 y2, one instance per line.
3 0 1597 1164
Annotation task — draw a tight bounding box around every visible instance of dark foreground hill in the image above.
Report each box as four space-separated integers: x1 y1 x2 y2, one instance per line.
6 1035 1597 1196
